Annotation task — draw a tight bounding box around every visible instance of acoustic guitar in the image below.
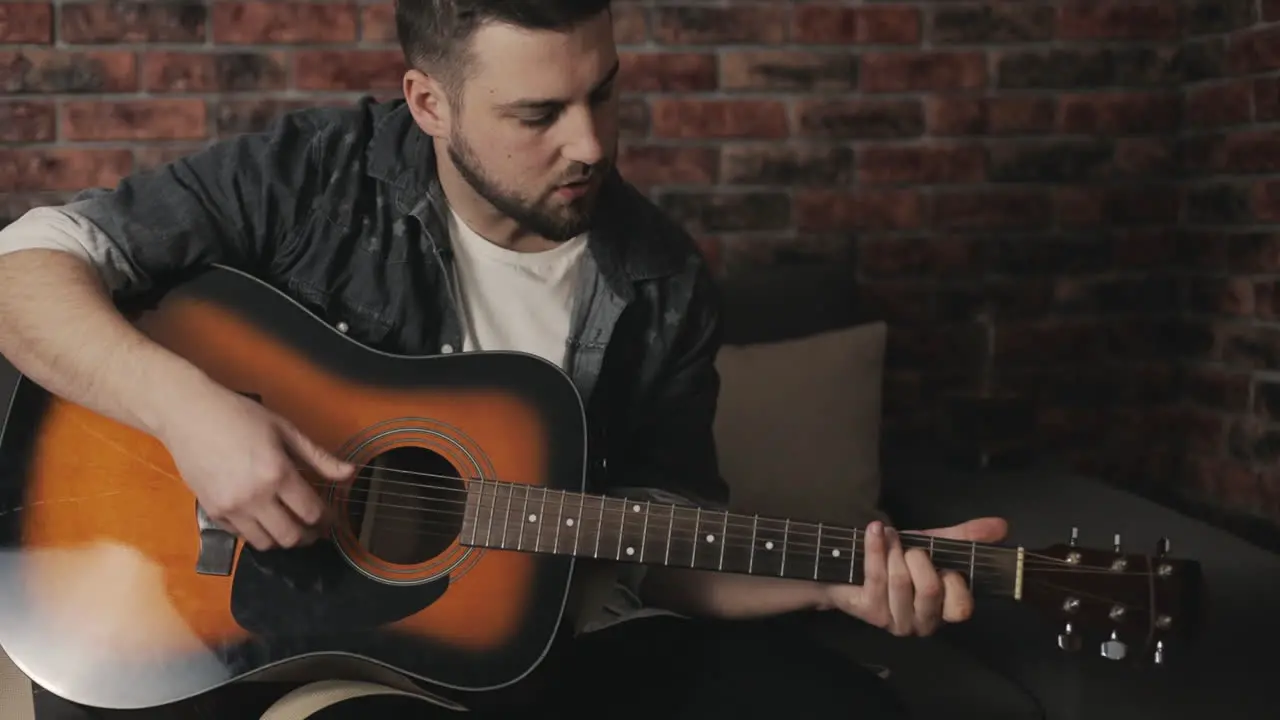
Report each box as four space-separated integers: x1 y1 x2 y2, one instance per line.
0 266 1204 711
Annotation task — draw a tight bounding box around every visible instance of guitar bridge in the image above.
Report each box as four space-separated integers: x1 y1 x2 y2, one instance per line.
195 501 237 575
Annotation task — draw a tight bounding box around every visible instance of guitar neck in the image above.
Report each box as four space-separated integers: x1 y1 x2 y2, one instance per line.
460 481 1023 598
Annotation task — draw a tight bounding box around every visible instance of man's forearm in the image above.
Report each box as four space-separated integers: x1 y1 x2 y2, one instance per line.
641 567 832 620
0 248 215 440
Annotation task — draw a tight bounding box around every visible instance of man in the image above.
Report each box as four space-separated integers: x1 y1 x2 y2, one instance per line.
0 1 1006 717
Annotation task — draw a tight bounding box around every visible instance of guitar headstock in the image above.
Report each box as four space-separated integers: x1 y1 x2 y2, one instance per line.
1020 527 1205 666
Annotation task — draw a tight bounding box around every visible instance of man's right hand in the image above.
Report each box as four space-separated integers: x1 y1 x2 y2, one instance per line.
155 383 356 551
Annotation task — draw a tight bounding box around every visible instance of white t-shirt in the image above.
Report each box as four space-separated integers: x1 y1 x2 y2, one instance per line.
445 208 588 369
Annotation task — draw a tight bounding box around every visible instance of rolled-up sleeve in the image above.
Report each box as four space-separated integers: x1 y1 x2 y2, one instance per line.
0 111 322 296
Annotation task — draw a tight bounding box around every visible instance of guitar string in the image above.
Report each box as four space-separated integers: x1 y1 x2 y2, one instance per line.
321 507 1130 580
326 468 1143 570
55 414 1163 576
60 411 1129 568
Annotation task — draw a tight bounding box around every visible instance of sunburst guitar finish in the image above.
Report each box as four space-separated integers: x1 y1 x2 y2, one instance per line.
0 266 585 710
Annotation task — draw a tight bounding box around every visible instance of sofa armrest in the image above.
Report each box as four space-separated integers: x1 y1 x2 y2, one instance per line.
881 460 1280 720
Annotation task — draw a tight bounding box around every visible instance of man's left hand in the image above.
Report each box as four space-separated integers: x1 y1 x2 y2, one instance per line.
820 517 1009 637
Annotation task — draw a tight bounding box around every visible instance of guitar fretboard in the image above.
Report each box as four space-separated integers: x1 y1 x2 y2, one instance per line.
459 481 1020 594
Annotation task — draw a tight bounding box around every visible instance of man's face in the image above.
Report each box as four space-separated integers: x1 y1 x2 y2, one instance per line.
444 11 619 242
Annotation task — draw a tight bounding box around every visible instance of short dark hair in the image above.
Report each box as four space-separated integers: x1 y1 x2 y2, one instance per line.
395 0 612 99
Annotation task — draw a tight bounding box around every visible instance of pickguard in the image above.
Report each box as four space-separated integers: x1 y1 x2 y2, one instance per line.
229 540 448 636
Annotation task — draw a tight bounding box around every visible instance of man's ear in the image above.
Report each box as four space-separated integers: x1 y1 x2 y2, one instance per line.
403 68 452 138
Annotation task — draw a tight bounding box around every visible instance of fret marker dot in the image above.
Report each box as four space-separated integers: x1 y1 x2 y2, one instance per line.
832 549 841 557
565 518 575 527
706 534 715 543
527 514 537 522
632 504 641 512
765 541 774 550
626 546 635 556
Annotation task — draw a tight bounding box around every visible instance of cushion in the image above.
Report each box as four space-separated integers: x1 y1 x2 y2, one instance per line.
713 321 889 529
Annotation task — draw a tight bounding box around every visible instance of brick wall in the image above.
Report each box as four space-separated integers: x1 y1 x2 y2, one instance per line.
1180 0 1280 544
1 1 1279 548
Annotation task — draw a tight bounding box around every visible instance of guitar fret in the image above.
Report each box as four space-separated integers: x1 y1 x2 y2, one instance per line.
573 493 584 555
848 531 857 583
748 515 758 574
813 522 823 580
517 486 530 551
533 487 546 552
664 505 674 565
553 490 566 554
717 511 728 571
639 501 650 562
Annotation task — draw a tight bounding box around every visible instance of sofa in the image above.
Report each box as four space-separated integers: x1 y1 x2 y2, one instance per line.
3 262 1279 719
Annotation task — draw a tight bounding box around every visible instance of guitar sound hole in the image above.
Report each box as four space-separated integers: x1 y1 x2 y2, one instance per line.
345 447 464 565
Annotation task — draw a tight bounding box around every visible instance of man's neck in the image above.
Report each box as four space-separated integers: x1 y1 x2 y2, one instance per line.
434 151 561 254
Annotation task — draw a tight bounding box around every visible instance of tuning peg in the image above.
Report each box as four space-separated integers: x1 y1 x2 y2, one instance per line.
1057 622 1081 651
1100 630 1127 661
1156 537 1170 558
1113 533 1122 553
1153 640 1165 665
1069 526 1079 547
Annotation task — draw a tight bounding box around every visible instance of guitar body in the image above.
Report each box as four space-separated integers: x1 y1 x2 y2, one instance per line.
0 266 587 710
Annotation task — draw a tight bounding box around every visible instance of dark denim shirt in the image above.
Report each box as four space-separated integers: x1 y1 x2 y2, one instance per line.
64 96 730 517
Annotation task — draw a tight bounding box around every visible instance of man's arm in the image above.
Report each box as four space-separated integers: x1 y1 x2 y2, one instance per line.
0 112 322 438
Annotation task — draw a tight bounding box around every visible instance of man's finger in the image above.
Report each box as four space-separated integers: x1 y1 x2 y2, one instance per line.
940 570 974 623
853 521 889 627
905 548 942 634
884 528 914 635
920 516 1009 544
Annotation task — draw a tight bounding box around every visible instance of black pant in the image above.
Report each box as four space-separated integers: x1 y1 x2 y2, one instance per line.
48 615 906 720
310 615 907 720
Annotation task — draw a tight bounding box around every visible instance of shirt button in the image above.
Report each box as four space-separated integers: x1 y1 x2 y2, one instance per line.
336 321 349 334
441 343 454 354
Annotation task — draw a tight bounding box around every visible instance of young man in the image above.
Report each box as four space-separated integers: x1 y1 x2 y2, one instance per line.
0 1 1005 717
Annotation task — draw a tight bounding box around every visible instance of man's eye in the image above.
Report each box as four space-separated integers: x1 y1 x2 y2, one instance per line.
520 112 558 128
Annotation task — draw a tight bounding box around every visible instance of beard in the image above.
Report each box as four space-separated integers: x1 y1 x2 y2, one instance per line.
447 131 610 243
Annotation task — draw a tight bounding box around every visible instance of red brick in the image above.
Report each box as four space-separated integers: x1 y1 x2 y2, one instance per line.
1058 0 1180 41
618 98 649 139
619 53 716 93
857 236 984 279
792 5 920 45
0 50 137 94
653 6 787 45
613 3 648 45
616 145 717 189
658 192 790 233
1185 81 1255 130
1208 131 1280 175
0 149 134 193
1228 26 1280 75
142 52 287 93
294 51 405 92
1267 0 1280 22
1253 180 1280 222
215 99 318 137
61 2 206 44
361 3 397 43
720 144 853 186
928 96 1055 136
933 190 1052 230
796 99 924 139
1058 92 1180 135
213 2 357 44
0 3 52 43
720 51 858 92
0 101 54 143
860 52 986 93
651 100 789 140
1185 366 1253 412
858 145 986 185
1116 139 1175 177
1257 77 1280 122
794 190 923 232
62 99 208 142
930 4 1054 44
